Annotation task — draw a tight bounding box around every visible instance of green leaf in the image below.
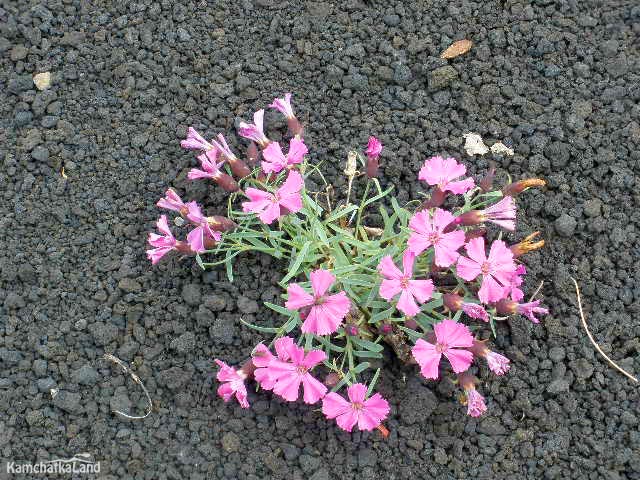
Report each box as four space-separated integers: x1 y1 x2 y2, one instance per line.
239 318 278 333
351 337 384 352
352 362 371 374
283 316 299 333
353 350 383 359
264 302 293 317
195 254 205 270
316 335 345 353
369 306 395 323
225 251 234 282
367 368 381 396
280 241 312 285
323 204 358 224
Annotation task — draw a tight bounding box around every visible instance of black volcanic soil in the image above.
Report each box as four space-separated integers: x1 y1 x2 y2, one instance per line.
1 0 639 479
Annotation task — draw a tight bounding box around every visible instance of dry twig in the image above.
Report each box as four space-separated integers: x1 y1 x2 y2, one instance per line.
103 354 155 419
571 278 638 383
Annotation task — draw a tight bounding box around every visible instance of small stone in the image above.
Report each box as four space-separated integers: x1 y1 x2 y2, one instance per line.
428 66 458 90
4 292 25 309
434 447 448 465
569 358 594 380
383 14 400 26
221 432 241 453
118 277 141 293
31 146 49 163
309 469 330 480
72 364 100 385
32 359 48 377
583 199 602 217
547 379 570 394
210 318 236 345
25 410 45 426
548 347 565 362
53 390 82 413
182 284 201 306
478 418 507 435
37 377 56 392
11 44 28 61
90 322 119 346
237 296 259 314
554 214 577 237
357 448 377 467
393 64 412 86
204 294 226 312
158 367 192 390
33 72 51 90
299 454 321 474
8 74 34 94
170 332 196 353
376 66 394 82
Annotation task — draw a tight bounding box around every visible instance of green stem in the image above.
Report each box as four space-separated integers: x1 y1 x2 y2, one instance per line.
354 180 371 238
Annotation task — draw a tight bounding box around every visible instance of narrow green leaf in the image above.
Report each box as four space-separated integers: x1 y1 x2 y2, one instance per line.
367 368 381 396
280 241 312 285
370 306 395 323
352 362 370 374
351 337 384 352
264 302 293 317
239 318 278 333
195 254 205 270
353 350 383 359
283 316 299 333
324 204 358 224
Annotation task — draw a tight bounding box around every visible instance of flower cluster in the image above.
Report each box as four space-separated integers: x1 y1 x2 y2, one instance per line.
147 94 549 432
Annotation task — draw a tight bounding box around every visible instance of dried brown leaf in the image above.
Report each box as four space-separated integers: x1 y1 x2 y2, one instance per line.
440 39 473 59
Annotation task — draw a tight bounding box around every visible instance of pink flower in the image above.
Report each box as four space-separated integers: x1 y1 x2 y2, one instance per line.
261 138 308 174
238 109 269 147
214 359 249 409
462 302 490 322
366 136 383 158
418 156 475 194
377 250 434 317
480 196 516 231
485 351 510 375
456 237 516 304
411 320 474 379
365 136 382 179
188 150 239 191
505 264 526 301
146 215 178 264
242 170 304 224
465 387 487 417
516 300 548 324
211 133 251 178
185 202 222 253
252 337 294 390
261 342 327 403
285 269 351 335
322 383 390 432
408 209 466 267
269 93 295 119
181 127 214 151
157 188 187 214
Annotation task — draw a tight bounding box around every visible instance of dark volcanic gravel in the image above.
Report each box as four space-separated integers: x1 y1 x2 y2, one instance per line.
1 1 640 479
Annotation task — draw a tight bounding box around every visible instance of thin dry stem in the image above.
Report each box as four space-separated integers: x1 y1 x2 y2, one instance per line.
528 280 545 302
103 354 155 419
571 278 638 383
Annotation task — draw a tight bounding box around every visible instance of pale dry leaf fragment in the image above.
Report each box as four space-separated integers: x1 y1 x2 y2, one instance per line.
440 39 473 59
463 133 489 156
33 72 51 90
490 142 514 156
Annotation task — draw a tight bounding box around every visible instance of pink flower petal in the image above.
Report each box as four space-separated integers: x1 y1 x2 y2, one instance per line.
272 373 302 402
478 274 508 304
310 269 335 297
443 348 474 373
396 289 420 317
258 202 281 224
379 279 403 301
346 383 368 404
301 374 327 404
322 392 351 418
407 279 434 304
274 336 295 361
335 409 359 432
285 283 314 309
434 320 474 348
303 350 327 369
377 255 403 280
412 339 442 379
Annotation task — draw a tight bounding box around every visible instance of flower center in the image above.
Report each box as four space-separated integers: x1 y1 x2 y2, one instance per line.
400 276 410 289
481 261 491 275
296 365 308 375
352 402 364 410
428 232 440 245
435 342 448 353
314 295 326 305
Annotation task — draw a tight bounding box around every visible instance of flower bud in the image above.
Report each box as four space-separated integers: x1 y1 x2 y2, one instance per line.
227 158 251 179
379 323 393 335
288 117 304 137
464 228 486 242
323 372 341 387
510 231 545 257
502 178 546 197
405 318 418 330
207 216 236 232
346 324 359 336
420 187 446 209
174 241 195 254
479 166 496 192
495 299 517 316
247 141 261 166
216 173 240 192
443 293 463 312
366 156 379 179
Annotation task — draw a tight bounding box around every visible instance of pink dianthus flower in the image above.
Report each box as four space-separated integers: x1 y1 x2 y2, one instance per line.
322 383 390 432
214 359 249 409
238 109 269 147
242 170 304 224
456 237 516 304
260 342 327 404
261 138 308 174
252 337 295 390
146 215 179 264
377 250 434 317
408 208 466 267
185 202 222 253
181 127 214 151
411 319 474 379
285 269 351 335
157 188 188 214
419 156 475 194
